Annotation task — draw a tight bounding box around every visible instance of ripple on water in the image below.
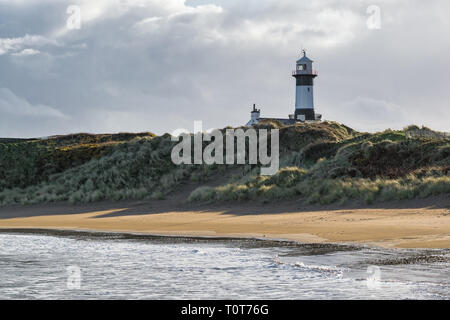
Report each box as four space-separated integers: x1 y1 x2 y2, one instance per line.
0 231 448 300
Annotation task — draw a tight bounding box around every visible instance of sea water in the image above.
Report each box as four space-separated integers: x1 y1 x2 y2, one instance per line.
0 230 448 299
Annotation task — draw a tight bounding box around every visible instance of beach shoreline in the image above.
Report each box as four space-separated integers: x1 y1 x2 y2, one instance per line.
0 195 450 248
0 227 359 250
0 195 449 249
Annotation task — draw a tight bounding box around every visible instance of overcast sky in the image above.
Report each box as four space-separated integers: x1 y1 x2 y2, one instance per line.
0 0 449 137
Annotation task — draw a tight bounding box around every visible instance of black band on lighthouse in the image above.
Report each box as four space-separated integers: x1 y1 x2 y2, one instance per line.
294 108 315 121
295 76 314 86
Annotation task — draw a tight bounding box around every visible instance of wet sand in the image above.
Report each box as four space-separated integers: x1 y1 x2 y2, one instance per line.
0 195 449 249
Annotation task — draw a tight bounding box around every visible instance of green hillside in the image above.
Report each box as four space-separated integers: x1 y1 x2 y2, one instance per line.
0 122 448 206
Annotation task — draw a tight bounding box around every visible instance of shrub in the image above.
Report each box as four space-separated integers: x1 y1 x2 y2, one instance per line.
188 186 216 202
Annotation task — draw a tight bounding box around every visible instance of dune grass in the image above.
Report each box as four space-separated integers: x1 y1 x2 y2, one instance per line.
0 122 448 206
188 167 450 205
188 123 449 205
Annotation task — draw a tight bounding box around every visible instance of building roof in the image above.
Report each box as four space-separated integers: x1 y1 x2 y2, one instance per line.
297 55 313 63
258 118 296 125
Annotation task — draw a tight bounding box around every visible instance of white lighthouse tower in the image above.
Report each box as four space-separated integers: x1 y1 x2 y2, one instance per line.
292 50 319 121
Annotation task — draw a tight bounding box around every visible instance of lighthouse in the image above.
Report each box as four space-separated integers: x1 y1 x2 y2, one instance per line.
245 49 322 126
292 50 319 121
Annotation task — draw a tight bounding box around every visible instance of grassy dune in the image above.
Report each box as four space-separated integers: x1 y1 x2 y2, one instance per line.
189 123 449 204
0 122 448 206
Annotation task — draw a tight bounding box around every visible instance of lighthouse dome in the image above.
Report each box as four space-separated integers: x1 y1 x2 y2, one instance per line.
297 55 313 64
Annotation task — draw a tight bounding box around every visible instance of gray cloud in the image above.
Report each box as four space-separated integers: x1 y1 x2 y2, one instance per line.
0 87 66 118
327 96 407 132
0 0 448 138
0 34 59 55
0 87 70 137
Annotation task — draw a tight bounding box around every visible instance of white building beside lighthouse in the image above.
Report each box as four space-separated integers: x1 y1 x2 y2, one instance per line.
246 50 321 126
246 104 261 126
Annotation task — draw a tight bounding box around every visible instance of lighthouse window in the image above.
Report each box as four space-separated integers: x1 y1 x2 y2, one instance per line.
308 88 310 92
297 64 307 71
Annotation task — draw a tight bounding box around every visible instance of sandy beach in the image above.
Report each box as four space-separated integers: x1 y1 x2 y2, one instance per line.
0 195 449 249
